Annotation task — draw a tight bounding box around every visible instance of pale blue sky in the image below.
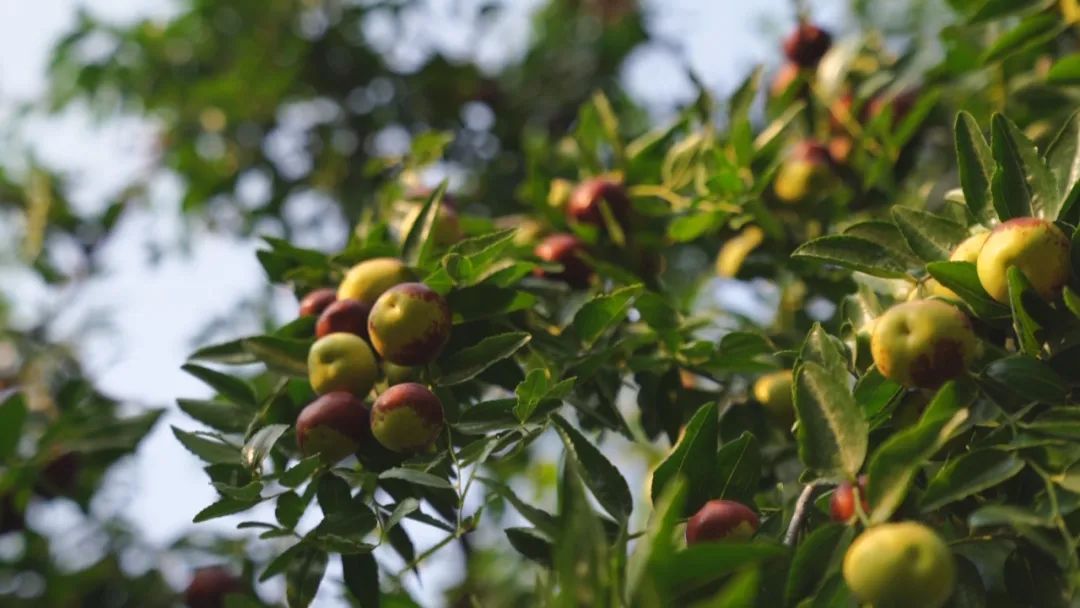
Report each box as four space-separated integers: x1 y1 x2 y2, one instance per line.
0 0 844 604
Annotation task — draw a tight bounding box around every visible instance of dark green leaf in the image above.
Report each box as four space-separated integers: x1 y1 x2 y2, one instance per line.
181 364 256 407
177 399 250 433
572 284 644 347
342 553 380 608
981 13 1066 63
378 468 454 490
927 261 1010 319
955 112 995 223
194 496 260 522
437 332 531 385
286 545 328 608
650 402 719 516
172 427 241 465
891 207 968 262
242 424 289 470
243 336 310 377
792 235 913 279
0 393 27 463
921 450 1025 511
551 415 633 521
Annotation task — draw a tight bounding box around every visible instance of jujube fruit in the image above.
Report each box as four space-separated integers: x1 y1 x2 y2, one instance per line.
337 257 415 305
685 499 760 544
567 177 631 229
184 565 245 608
830 475 869 523
927 231 989 300
367 283 452 366
774 139 835 204
871 300 976 389
296 392 371 463
316 299 372 340
843 522 956 608
370 382 445 452
976 217 1070 303
534 233 593 288
752 370 795 426
308 333 378 396
783 22 832 68
298 288 336 317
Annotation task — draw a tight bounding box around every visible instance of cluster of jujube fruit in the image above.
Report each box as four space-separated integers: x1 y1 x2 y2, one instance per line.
673 18 1080 608
298 255 450 459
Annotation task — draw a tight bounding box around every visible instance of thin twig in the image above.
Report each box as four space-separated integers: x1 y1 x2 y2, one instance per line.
784 481 827 546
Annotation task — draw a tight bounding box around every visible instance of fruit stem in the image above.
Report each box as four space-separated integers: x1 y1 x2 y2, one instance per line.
784 480 827 546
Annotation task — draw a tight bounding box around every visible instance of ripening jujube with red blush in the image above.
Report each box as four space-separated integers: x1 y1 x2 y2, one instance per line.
184 566 245 608
685 499 760 544
316 298 372 340
830 475 869 523
367 282 452 366
370 382 445 452
534 233 593 288
296 392 372 463
871 300 976 389
298 288 337 317
567 177 631 229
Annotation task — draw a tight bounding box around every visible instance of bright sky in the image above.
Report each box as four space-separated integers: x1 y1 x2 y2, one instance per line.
0 0 844 604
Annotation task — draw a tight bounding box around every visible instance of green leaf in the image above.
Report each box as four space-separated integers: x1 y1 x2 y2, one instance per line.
969 504 1053 529
572 284 644 347
177 399 250 433
667 210 732 242
181 364 256 407
342 553 380 608
188 339 258 365
1047 55 1080 85
842 221 921 267
921 450 1025 511
551 414 633 521
891 207 968 262
0 393 27 463
991 114 1034 220
867 382 972 523
242 424 289 471
650 402 719 516
968 0 1043 23
479 477 558 535
276 492 305 529
983 355 1067 404
955 112 995 223
436 332 531 385
505 527 553 565
378 468 454 490
712 432 761 507
401 181 448 266
659 542 785 590
286 545 328 608
926 261 1010 319
446 286 538 323
1047 110 1080 220
243 336 310 377
792 235 913 279
280 456 323 488
981 13 1066 63
996 114 1059 218
316 474 353 513
194 496 261 522
514 369 574 422
172 427 241 465
626 478 686 603
794 360 867 478
383 497 419 537
1007 266 1042 356
785 523 854 607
